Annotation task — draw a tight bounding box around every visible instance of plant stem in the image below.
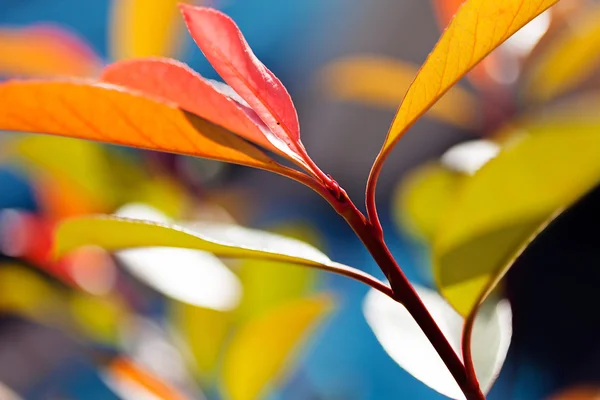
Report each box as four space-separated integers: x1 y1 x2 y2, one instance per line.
330 190 485 400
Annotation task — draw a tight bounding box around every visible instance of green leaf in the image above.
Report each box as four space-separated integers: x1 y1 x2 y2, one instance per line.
55 215 390 295
434 126 600 317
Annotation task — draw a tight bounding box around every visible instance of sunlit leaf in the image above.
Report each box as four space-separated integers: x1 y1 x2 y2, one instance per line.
364 286 511 399
222 295 333 400
0 80 292 176
0 24 101 78
55 215 390 295
321 56 478 129
524 5 600 101
101 58 303 165
434 127 600 316
109 0 194 60
369 0 559 189
180 6 317 177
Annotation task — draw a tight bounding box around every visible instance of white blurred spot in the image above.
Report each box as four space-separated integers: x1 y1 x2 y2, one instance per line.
441 140 500 175
363 286 512 399
0 383 23 400
118 247 241 311
484 53 520 85
120 317 201 396
504 10 551 56
115 203 170 222
102 371 163 400
115 204 242 311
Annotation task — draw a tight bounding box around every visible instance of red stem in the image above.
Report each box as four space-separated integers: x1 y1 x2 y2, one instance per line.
329 189 484 400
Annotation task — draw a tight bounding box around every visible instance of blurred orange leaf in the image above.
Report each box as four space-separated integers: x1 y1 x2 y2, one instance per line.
102 58 301 163
321 56 478 129
108 357 187 400
369 0 559 191
0 25 101 78
434 126 600 317
524 5 600 101
0 80 292 175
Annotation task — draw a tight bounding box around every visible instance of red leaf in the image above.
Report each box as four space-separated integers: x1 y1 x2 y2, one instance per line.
101 58 307 166
179 6 304 160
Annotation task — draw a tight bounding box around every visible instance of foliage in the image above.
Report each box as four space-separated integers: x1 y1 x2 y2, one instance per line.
0 0 598 399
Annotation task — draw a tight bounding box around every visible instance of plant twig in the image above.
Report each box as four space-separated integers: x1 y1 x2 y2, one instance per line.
329 188 485 400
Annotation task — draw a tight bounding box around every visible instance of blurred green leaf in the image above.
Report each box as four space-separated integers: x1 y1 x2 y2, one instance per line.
55 216 385 291
394 162 461 240
434 126 600 316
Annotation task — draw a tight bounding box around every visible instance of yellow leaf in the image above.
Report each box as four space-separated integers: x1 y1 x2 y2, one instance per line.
129 175 190 219
0 25 101 78
321 56 478 129
525 5 600 102
434 126 600 316
170 303 231 380
235 223 321 322
109 0 194 60
369 0 558 187
394 163 461 240
0 80 290 176
7 136 117 210
69 292 126 344
0 264 62 318
55 216 389 295
222 295 333 400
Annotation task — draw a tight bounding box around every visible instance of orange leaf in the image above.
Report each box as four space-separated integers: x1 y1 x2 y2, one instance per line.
0 25 101 78
368 0 559 212
431 0 501 88
101 58 306 166
180 6 317 176
0 80 292 176
108 357 186 400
